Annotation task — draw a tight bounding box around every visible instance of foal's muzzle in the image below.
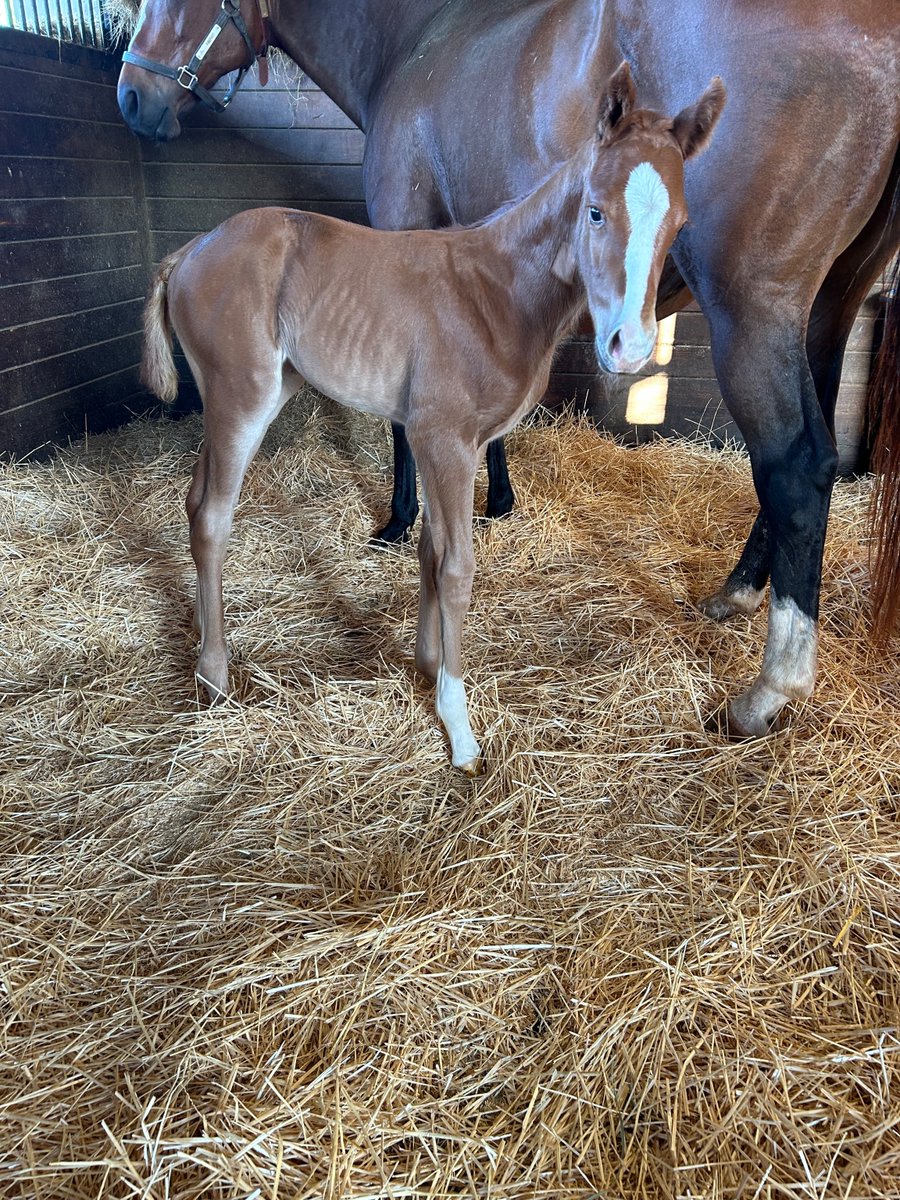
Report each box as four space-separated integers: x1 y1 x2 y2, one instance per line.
595 324 657 375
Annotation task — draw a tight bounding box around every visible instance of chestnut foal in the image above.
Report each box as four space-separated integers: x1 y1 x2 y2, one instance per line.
142 66 725 771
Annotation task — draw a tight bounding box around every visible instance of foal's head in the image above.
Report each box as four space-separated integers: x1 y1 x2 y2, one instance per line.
117 0 268 140
561 64 726 374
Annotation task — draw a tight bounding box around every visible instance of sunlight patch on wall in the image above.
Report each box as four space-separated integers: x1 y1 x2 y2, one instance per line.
626 373 669 424
624 314 678 425
654 313 678 367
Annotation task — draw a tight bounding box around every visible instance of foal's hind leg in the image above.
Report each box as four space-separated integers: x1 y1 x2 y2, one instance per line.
408 423 481 772
189 369 288 700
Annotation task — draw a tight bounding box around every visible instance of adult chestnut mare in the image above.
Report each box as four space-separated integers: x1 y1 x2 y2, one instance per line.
117 0 900 739
140 70 723 770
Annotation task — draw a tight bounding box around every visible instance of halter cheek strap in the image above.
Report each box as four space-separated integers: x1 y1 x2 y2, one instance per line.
122 0 270 115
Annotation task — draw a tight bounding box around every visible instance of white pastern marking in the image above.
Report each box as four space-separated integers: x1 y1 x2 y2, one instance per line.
436 667 480 768
622 163 670 328
761 594 817 697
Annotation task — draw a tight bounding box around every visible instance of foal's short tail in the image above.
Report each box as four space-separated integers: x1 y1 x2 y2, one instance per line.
141 245 191 404
868 247 900 643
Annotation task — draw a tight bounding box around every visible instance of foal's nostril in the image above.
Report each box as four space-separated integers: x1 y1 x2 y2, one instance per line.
607 330 622 362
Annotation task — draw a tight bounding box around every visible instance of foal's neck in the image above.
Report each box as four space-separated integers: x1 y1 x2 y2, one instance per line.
471 146 589 354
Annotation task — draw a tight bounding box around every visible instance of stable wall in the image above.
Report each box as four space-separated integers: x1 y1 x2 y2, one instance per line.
0 27 882 469
0 27 150 457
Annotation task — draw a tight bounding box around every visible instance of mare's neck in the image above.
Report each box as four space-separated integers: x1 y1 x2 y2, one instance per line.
269 0 448 129
471 149 588 356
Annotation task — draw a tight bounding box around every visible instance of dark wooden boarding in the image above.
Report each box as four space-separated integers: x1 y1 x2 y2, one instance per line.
0 30 883 469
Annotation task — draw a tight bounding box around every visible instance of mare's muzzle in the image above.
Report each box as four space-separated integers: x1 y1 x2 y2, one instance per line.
118 0 267 140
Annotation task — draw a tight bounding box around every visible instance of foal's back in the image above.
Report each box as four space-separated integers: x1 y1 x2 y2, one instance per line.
167 207 535 430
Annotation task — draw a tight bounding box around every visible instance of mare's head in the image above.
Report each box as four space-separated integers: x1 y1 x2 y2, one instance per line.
117 0 269 140
559 64 726 374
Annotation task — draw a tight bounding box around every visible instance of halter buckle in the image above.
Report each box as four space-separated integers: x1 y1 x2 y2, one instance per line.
177 66 199 91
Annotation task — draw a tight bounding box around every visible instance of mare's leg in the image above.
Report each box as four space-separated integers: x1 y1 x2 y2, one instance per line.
373 422 420 543
484 438 515 520
189 368 289 700
407 423 481 772
373 428 517 541
705 304 838 735
698 151 900 624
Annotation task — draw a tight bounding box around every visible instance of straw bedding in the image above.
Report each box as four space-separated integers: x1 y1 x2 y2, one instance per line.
2 397 898 1199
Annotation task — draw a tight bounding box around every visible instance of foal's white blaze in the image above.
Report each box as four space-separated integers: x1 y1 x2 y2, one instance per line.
437 666 481 771
621 163 670 334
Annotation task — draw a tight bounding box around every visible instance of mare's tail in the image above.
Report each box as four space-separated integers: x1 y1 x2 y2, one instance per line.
868 240 900 643
141 244 193 404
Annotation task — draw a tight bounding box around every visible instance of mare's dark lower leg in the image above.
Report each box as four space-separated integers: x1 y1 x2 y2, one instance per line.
706 311 839 734
373 422 420 543
484 438 515 519
373 427 516 542
701 164 900 624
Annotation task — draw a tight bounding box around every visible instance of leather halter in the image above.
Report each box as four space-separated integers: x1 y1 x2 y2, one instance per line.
122 0 271 114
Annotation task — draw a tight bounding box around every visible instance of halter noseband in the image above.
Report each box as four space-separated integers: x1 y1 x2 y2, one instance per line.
122 0 271 114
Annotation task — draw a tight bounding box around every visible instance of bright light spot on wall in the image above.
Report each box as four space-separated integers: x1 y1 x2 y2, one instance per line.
626 373 669 425
654 313 678 366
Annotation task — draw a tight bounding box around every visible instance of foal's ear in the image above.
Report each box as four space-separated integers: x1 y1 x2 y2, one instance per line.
671 77 727 160
597 61 637 140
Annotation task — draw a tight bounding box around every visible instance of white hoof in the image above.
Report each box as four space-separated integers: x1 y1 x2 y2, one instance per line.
727 679 788 738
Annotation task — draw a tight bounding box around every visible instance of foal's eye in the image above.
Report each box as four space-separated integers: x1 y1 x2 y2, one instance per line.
588 206 606 227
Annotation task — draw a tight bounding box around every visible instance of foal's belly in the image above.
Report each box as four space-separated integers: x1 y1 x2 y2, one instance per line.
285 320 411 425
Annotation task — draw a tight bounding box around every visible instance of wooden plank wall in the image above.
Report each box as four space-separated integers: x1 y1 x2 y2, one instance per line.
140 66 367 263
0 27 152 458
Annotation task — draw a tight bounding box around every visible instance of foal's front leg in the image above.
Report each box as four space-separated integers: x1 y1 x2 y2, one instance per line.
408 425 482 773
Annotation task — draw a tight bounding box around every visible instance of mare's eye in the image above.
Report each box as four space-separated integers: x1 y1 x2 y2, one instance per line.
589 206 605 227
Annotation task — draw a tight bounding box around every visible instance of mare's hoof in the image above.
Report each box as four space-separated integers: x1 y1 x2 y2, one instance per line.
725 691 786 739
696 586 762 622
484 491 516 521
697 591 739 622
370 518 413 545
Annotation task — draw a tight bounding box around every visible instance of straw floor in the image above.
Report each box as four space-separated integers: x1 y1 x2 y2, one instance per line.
2 398 899 1199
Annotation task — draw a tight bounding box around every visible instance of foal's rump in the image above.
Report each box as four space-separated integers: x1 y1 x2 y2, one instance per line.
140 209 299 406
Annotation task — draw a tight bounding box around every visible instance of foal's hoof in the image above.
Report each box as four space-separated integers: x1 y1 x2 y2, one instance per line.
455 753 484 777
196 665 229 706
